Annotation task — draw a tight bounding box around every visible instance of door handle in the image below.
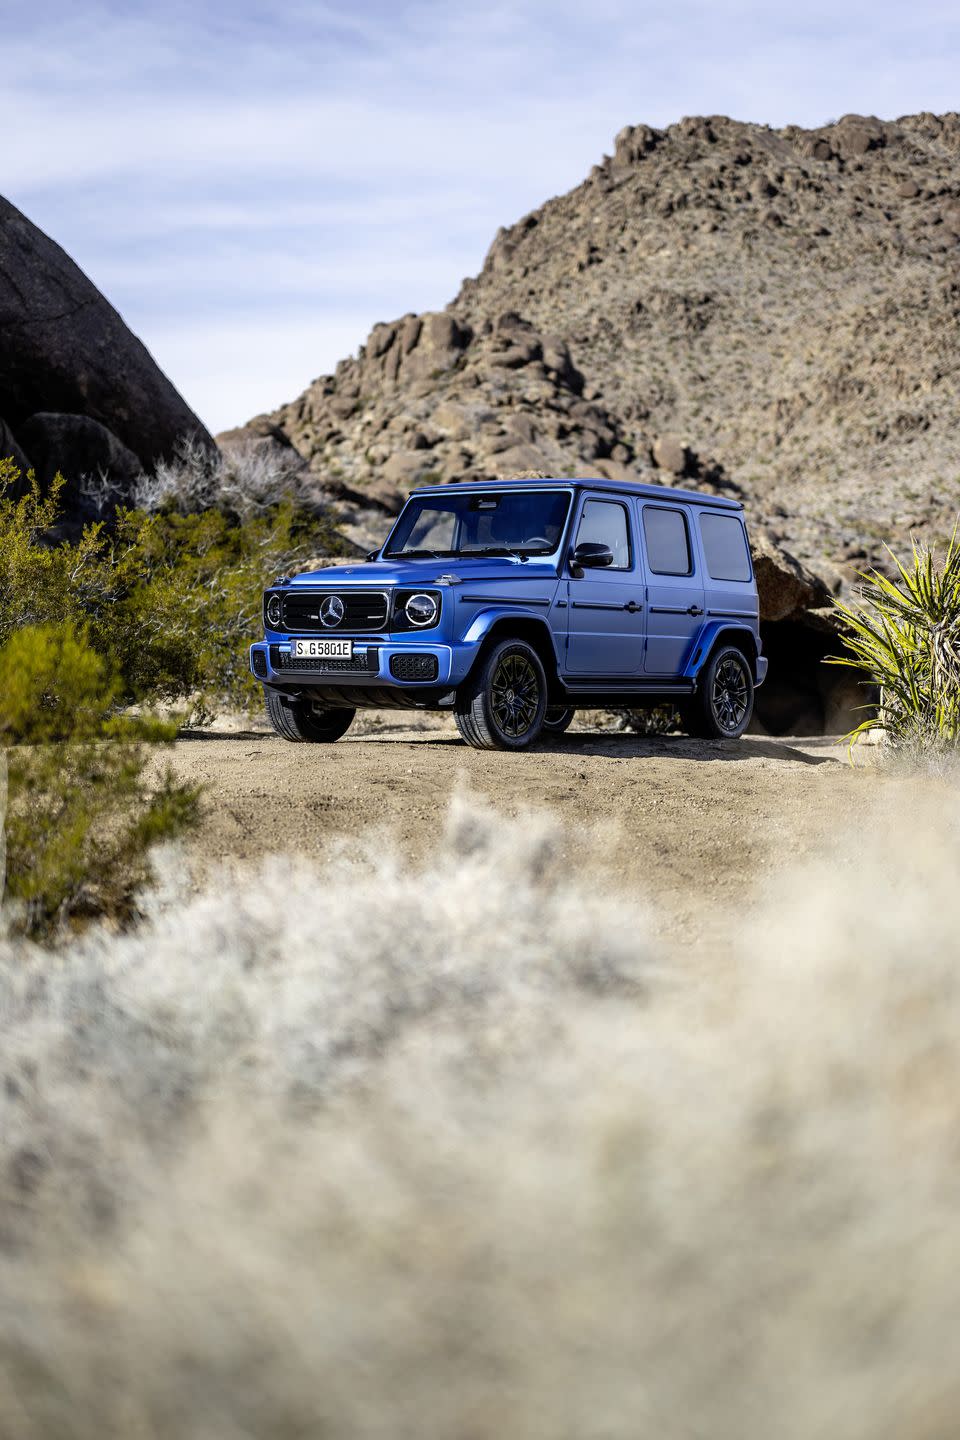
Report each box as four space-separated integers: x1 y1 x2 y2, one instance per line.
687 605 703 617
624 600 642 613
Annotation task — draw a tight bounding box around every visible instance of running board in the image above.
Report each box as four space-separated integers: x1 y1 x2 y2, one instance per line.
559 679 695 702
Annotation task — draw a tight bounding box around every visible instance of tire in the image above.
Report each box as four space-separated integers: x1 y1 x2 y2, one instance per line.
681 645 754 739
264 689 356 743
542 706 575 735
454 639 548 751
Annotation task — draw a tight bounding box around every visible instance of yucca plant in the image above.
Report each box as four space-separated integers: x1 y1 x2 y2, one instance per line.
829 523 960 750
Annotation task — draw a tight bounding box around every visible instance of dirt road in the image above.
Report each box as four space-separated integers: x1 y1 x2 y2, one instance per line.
168 715 918 947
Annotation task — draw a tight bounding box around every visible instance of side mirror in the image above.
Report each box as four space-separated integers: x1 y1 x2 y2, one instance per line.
365 550 380 562
571 542 614 576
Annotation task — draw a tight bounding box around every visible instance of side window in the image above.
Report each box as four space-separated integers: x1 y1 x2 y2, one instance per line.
643 506 692 576
699 513 752 582
575 499 631 570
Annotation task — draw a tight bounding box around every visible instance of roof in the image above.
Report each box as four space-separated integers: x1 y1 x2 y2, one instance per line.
411 476 743 510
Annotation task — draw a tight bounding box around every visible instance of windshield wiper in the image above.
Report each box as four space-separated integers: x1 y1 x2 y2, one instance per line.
459 545 531 561
389 548 454 559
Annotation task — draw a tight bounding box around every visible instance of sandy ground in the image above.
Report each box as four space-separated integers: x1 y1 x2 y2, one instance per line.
167 713 920 951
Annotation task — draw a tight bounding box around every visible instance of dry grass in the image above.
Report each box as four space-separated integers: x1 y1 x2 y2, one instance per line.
2 789 960 1438
128 436 307 520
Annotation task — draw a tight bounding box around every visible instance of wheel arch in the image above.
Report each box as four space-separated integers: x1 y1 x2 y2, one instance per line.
684 623 760 685
462 613 562 695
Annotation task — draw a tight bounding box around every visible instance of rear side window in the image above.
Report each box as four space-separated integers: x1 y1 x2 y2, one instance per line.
576 499 631 569
643 506 691 576
699 513 752 582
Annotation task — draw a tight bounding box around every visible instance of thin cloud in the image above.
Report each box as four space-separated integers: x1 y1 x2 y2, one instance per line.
4 0 959 430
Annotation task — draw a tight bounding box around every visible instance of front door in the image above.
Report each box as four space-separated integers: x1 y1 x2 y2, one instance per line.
639 503 705 675
564 495 646 676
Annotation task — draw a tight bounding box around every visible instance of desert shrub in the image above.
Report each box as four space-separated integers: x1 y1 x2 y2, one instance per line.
97 501 317 716
0 456 342 718
831 525 960 749
128 434 307 519
0 621 199 939
3 790 960 1435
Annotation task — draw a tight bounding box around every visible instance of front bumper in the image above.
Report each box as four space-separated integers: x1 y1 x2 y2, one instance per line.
250 639 459 689
756 656 769 687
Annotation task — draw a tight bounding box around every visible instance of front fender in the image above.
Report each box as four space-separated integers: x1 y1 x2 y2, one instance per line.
460 605 562 662
683 621 762 683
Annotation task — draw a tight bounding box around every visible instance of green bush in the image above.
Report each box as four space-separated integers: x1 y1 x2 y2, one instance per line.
0 452 342 938
0 621 199 939
830 525 960 750
0 457 344 719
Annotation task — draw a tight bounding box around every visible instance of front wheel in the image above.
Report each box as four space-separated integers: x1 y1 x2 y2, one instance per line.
454 640 547 751
264 690 356 743
681 646 754 739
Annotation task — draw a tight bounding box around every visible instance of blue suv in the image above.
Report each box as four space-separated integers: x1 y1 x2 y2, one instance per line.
251 478 767 750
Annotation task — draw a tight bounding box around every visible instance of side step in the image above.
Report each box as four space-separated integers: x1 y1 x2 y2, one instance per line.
558 679 695 706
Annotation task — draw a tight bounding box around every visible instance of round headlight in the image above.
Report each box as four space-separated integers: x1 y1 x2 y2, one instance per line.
266 594 283 628
405 592 438 627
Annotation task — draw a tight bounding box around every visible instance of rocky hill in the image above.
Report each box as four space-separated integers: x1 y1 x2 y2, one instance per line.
236 110 960 590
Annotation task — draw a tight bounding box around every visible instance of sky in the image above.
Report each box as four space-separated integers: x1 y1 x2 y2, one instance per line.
4 0 959 433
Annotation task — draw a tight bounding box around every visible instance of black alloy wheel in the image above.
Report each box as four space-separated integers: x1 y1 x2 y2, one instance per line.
454 639 548 750
491 652 541 737
712 655 751 734
680 644 754 740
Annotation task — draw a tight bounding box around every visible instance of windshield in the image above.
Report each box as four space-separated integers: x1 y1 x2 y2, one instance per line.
384 489 571 558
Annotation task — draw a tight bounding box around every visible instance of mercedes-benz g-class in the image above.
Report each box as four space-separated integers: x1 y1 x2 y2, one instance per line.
250 477 767 750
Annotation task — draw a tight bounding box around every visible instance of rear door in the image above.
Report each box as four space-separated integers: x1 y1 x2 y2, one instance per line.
640 503 705 675
563 493 645 676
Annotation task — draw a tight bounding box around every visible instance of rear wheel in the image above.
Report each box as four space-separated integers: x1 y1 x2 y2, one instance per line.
454 639 547 751
264 689 356 743
542 706 575 735
681 645 754 739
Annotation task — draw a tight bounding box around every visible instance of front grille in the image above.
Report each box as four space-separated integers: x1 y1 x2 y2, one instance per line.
251 648 268 678
389 653 439 682
282 590 388 633
271 646 379 675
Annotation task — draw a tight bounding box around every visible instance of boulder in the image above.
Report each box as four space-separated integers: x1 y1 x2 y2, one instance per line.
795 134 835 162
216 419 309 477
751 530 833 622
0 194 213 472
381 449 432 486
490 342 540 369
19 412 140 501
541 335 584 394
386 311 472 384
613 123 661 167
652 435 690 475
322 474 405 515
491 443 548 475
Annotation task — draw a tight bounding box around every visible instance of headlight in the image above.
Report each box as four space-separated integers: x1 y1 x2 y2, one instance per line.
265 593 283 628
404 592 439 627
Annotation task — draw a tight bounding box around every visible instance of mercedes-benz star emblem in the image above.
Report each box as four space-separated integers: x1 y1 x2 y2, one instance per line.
319 595 345 628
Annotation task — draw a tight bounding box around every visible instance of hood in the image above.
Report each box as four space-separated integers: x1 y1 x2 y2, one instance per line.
286 556 561 587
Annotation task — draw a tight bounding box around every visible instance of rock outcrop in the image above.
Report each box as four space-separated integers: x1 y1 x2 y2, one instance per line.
0 193 213 501
20 413 141 492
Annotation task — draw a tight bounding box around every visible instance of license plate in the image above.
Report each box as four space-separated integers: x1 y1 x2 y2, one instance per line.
292 638 354 660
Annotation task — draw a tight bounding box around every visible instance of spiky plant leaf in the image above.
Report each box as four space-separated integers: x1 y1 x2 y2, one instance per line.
829 522 960 751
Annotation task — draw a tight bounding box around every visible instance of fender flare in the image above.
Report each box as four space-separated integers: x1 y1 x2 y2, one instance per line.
461 606 563 669
682 621 760 683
